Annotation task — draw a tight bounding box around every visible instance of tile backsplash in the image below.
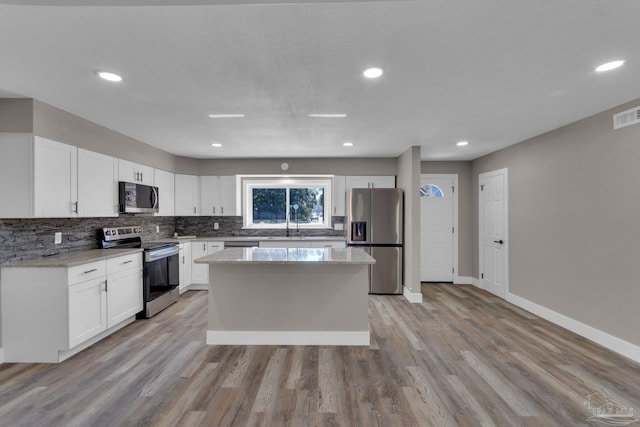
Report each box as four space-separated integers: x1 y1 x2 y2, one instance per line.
0 216 174 265
0 215 345 265
174 216 345 238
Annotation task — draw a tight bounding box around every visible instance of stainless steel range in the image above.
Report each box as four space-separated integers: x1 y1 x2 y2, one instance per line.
99 226 179 318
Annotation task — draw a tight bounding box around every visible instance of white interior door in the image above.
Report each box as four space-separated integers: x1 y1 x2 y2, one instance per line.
420 176 454 282
479 169 508 298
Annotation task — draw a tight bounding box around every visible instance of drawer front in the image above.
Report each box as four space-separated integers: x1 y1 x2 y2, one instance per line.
107 253 142 273
68 260 106 285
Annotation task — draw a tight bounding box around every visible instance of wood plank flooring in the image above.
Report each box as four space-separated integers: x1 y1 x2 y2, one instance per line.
1 283 639 426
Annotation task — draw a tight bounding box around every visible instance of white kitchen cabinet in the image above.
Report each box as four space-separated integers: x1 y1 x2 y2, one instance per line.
106 253 143 328
179 242 192 293
1 252 143 363
174 174 200 216
191 241 209 285
346 175 395 189
77 148 118 217
333 175 346 216
199 175 237 216
0 134 120 218
199 175 220 216
118 159 154 185
154 168 175 216
190 241 224 287
259 240 345 248
219 175 238 216
68 276 107 348
309 240 346 248
34 137 78 217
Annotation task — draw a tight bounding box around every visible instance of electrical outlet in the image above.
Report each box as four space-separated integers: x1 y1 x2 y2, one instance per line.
54 232 62 244
156 225 160 233
214 222 220 230
334 223 344 231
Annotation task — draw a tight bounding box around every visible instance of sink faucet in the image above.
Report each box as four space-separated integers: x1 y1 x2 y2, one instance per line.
286 215 290 237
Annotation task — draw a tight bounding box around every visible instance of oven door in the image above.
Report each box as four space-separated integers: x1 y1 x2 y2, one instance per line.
144 251 179 301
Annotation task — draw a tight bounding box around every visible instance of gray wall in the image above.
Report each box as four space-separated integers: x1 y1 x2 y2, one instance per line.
471 98 640 346
421 161 473 277
0 98 33 133
32 100 177 172
195 157 398 176
397 146 421 294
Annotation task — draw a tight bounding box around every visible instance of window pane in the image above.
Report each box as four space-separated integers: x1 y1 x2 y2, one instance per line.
290 187 324 224
252 188 286 224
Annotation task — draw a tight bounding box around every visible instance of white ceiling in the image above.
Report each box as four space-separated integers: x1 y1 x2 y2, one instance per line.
1 0 639 160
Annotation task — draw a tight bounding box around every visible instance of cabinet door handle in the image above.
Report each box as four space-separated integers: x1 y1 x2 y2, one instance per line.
104 279 108 292
221 206 224 215
140 172 143 182
84 268 97 274
73 201 79 214
203 243 206 251
182 256 185 264
213 207 215 214
193 206 197 214
122 260 133 264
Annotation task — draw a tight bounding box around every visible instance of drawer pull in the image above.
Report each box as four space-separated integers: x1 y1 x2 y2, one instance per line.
84 268 98 274
122 260 134 264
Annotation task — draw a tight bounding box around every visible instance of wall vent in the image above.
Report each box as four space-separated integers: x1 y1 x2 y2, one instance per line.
613 106 640 130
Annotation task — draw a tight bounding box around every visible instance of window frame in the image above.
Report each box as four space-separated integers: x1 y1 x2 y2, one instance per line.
242 175 333 230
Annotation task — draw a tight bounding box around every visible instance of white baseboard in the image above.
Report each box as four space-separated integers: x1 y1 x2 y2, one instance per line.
506 292 640 364
206 330 370 346
184 284 208 292
454 276 477 285
403 286 423 303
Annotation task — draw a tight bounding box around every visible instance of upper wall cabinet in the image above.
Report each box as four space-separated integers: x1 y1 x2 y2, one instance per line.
333 175 346 216
154 169 175 217
174 174 199 216
199 175 238 216
33 137 78 217
0 134 121 218
346 175 395 189
219 175 238 216
77 149 118 217
118 159 154 186
199 176 220 216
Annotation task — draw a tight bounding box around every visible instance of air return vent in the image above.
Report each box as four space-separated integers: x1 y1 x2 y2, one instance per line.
613 106 640 129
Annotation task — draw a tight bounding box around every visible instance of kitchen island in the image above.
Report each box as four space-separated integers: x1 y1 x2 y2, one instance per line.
195 247 375 346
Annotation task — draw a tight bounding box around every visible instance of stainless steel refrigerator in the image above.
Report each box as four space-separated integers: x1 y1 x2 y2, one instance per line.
346 188 403 294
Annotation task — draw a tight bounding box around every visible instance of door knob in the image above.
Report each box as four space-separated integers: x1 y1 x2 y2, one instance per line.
493 240 504 244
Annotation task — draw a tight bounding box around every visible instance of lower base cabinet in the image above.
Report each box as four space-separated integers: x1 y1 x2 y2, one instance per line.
1 252 142 363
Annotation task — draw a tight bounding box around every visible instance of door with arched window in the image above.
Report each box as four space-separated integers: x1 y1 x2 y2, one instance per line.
420 175 455 282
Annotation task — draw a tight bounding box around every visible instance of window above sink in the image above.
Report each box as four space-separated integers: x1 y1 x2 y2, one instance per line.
242 176 333 230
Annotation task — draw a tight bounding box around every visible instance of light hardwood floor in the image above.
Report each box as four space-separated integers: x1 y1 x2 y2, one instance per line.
1 283 639 426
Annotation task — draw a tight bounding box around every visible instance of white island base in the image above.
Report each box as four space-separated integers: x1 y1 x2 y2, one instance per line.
195 247 375 346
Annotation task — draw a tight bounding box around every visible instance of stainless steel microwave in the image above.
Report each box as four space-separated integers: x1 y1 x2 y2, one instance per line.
118 182 159 214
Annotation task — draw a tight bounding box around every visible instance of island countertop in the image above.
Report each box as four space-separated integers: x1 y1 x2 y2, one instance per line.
194 247 375 265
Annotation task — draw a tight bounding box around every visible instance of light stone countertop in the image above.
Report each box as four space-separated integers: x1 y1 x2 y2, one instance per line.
1 248 143 268
194 247 375 265
152 235 346 243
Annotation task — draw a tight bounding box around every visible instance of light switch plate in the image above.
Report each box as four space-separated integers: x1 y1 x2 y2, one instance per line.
334 223 344 231
54 232 62 244
156 225 160 233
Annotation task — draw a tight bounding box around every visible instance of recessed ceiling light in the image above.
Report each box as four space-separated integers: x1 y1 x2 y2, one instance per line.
457 141 469 146
208 114 245 118
211 143 222 147
363 67 384 79
308 114 347 118
343 142 354 147
97 71 122 82
595 60 625 72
